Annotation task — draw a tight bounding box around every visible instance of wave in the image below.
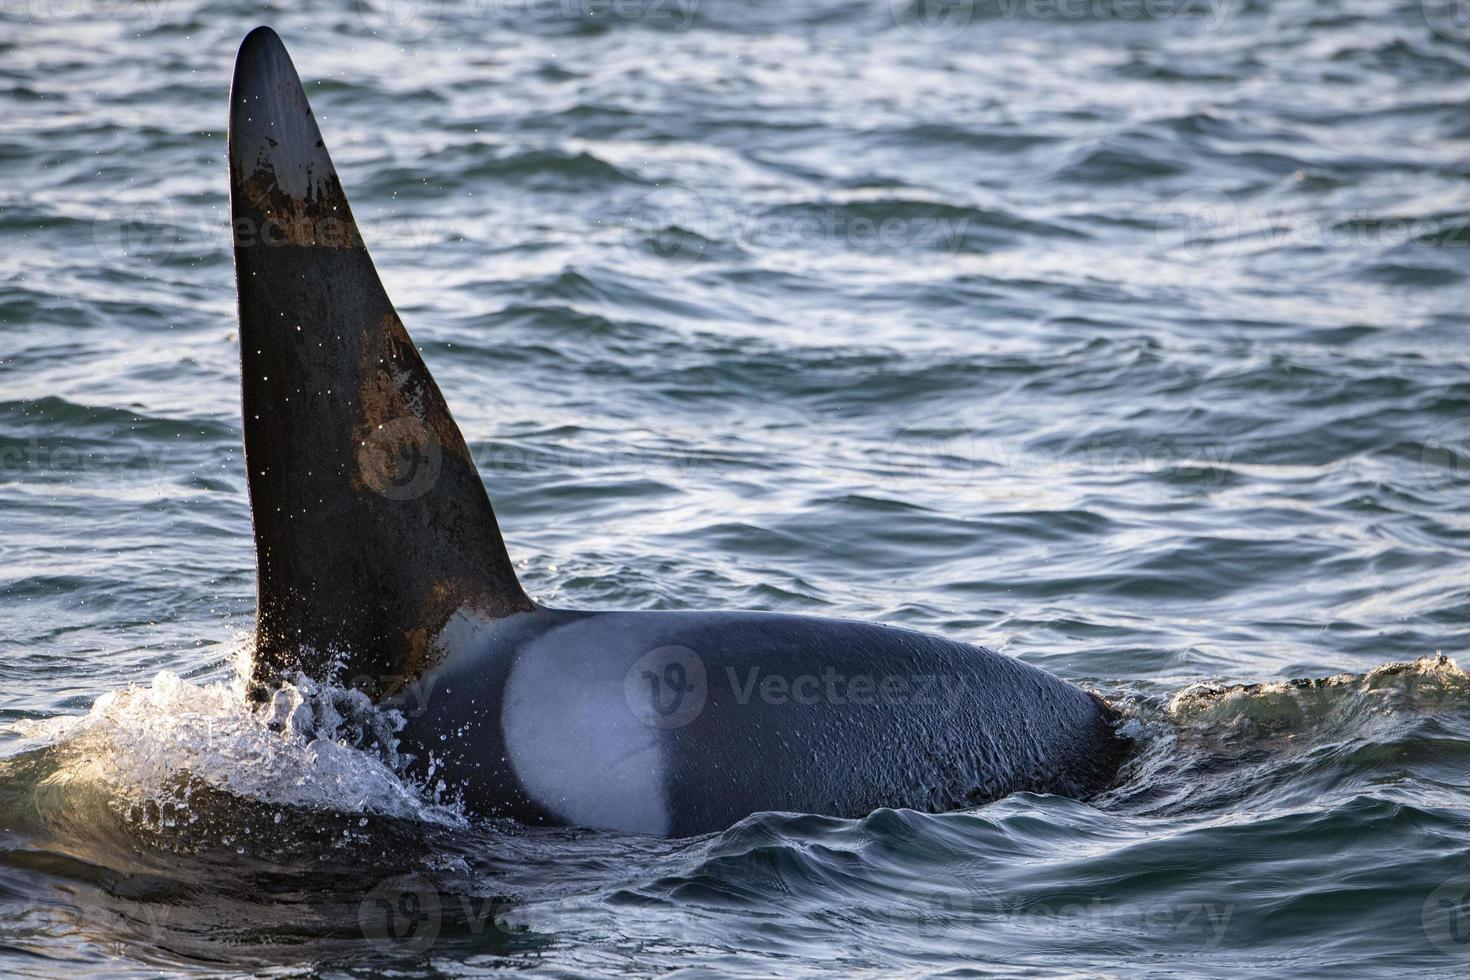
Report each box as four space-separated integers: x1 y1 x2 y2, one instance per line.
1103 655 1470 815
11 648 1467 837
0 648 1463 971
6 665 460 830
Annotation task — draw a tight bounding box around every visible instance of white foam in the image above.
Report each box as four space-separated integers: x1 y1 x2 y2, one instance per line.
1166 654 1470 734
8 664 464 828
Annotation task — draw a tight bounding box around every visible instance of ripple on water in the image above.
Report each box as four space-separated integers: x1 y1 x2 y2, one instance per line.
5 0 1470 974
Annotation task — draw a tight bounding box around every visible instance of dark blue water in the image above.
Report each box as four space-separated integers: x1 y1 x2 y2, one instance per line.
4 0 1470 974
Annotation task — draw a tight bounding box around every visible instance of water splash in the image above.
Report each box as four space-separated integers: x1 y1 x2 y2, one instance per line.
7 666 463 829
1167 654 1470 744
1101 655 1470 816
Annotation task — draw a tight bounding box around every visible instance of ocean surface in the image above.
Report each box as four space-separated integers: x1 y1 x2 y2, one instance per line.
4 0 1470 975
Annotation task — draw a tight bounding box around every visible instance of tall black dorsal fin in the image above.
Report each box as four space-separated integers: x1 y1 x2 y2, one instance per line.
229 27 530 698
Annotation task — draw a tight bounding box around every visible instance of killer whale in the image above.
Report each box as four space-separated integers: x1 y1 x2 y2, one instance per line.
229 26 1125 836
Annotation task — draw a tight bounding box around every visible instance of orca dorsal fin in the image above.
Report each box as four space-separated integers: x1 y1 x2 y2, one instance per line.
229 27 530 698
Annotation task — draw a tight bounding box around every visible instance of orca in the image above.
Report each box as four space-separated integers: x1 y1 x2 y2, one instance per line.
229 26 1126 836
